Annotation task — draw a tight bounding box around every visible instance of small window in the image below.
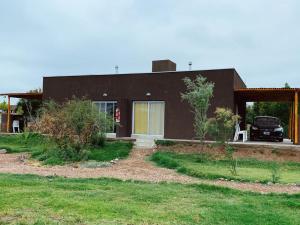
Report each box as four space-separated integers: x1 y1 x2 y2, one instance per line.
93 101 117 133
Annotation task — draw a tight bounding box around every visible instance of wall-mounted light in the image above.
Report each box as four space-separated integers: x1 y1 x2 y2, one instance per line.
103 93 108 97
146 92 151 96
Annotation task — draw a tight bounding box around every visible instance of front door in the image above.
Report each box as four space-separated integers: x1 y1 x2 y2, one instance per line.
133 101 165 136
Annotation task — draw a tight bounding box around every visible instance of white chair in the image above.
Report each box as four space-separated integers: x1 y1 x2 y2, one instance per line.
12 120 20 133
234 122 247 142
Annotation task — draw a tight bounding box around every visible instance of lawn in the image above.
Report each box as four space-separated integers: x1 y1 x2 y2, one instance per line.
0 174 299 225
0 134 133 165
0 133 45 153
151 151 300 184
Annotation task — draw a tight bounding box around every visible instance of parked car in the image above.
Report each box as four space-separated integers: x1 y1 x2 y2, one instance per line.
250 116 284 142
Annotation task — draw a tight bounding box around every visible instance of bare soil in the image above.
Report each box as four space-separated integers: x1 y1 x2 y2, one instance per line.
1 149 300 194
157 143 300 162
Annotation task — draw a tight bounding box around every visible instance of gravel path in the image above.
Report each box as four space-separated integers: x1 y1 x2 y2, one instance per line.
0 149 299 194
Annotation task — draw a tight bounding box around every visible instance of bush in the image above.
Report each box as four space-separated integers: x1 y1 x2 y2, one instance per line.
91 133 106 147
207 108 240 143
32 98 114 162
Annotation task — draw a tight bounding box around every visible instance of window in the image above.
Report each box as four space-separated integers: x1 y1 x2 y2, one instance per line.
93 101 117 133
133 101 165 136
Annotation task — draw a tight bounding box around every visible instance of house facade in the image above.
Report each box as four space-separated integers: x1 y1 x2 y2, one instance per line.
43 60 246 140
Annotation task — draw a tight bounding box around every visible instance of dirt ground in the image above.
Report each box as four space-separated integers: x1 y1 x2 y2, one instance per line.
157 143 300 162
0 149 300 194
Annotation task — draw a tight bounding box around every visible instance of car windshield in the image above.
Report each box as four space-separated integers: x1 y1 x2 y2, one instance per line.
254 117 280 126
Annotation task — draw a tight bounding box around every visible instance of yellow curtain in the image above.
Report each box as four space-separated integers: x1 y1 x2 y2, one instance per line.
134 102 148 134
149 102 164 135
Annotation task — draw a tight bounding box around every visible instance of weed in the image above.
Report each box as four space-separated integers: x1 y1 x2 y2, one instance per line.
225 144 238 176
270 163 281 183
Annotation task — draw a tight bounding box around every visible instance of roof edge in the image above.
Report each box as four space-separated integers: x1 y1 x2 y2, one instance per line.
43 68 237 79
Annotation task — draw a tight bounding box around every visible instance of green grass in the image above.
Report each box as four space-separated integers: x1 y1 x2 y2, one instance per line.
0 174 299 225
0 133 47 153
0 134 133 165
151 152 300 184
87 141 133 161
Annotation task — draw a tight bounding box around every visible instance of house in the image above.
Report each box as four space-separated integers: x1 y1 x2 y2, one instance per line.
43 59 247 140
43 59 300 144
1 59 298 144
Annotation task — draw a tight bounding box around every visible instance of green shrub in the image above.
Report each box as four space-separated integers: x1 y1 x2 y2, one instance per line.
207 108 240 144
91 133 106 147
32 98 114 162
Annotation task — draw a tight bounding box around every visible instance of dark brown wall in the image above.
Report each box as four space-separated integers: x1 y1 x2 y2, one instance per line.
152 60 176 72
233 70 247 129
43 69 244 139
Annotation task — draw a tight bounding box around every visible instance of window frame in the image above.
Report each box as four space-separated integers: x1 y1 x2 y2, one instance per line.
93 101 118 134
132 101 165 137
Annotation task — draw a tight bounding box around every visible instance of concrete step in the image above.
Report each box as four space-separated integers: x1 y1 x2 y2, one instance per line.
134 138 156 149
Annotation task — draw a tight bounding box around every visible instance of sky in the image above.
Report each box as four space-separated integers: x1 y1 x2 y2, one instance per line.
0 0 300 102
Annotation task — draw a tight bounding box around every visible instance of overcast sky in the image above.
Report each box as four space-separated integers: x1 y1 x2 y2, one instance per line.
1 0 299 100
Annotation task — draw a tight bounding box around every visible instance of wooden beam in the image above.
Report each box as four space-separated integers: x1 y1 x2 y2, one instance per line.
292 103 294 141
292 98 295 141
6 96 10 133
288 103 293 139
295 91 299 144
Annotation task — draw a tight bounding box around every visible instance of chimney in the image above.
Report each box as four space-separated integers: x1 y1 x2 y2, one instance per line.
152 59 176 72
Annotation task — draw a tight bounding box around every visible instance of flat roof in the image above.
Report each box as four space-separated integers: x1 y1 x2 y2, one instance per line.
43 68 237 78
0 93 43 100
235 88 299 102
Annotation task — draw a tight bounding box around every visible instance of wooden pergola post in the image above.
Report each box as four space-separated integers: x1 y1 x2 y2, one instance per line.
295 91 299 144
288 103 293 140
6 95 11 133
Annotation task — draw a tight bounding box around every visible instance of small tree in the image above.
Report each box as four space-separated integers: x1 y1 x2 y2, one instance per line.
270 162 280 183
207 108 240 176
0 99 7 112
181 75 214 143
208 108 240 144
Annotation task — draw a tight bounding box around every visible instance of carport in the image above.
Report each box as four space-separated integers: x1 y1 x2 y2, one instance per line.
0 92 43 132
235 88 299 145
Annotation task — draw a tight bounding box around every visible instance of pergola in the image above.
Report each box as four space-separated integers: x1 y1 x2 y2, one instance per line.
0 92 43 132
235 88 299 145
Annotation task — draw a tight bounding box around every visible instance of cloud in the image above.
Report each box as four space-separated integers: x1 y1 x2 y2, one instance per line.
0 0 299 99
